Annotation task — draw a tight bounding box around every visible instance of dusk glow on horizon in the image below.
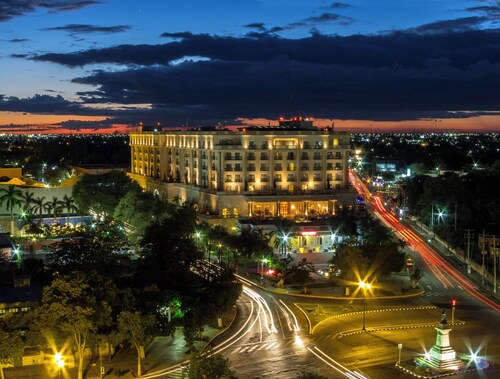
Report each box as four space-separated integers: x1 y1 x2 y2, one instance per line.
1 0 499 133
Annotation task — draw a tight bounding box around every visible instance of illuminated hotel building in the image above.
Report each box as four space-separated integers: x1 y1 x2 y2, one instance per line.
129 118 352 228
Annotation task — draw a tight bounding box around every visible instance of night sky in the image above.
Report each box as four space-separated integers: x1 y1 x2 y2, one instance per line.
1 0 499 133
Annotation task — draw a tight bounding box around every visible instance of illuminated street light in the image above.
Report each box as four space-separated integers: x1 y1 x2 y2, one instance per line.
281 234 289 256
54 353 64 379
194 231 202 253
358 281 372 331
217 243 223 264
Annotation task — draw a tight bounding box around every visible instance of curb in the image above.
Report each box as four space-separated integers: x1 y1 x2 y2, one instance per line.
338 321 467 338
395 362 484 378
293 302 312 335
251 278 425 300
200 305 239 354
311 305 437 334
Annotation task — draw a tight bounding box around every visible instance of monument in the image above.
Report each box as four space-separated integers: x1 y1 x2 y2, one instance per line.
422 309 465 370
398 309 488 377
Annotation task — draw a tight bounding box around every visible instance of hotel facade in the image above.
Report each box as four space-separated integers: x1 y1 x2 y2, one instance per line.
129 119 353 226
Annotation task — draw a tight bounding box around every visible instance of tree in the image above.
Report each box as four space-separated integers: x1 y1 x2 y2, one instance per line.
0 326 23 379
118 310 156 377
61 194 77 225
200 270 242 327
20 190 35 213
0 185 22 234
32 196 46 221
138 206 201 287
188 351 237 379
37 275 112 379
73 171 142 215
291 258 316 294
274 254 294 283
231 226 271 273
45 235 124 278
330 245 368 283
114 189 173 246
44 196 63 220
410 264 423 289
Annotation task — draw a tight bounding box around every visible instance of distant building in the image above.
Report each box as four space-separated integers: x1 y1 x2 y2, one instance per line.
68 164 129 175
129 118 354 221
0 167 23 182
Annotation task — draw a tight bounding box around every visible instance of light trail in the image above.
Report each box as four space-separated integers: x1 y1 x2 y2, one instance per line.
141 287 263 378
349 169 500 313
308 346 370 379
279 299 301 332
243 286 278 334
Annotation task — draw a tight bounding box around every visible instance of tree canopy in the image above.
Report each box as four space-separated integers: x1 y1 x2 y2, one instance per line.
72 171 141 215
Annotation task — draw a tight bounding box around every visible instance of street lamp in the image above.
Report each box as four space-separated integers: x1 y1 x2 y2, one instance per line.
282 234 289 256
54 353 64 379
194 231 202 252
358 281 371 331
217 243 223 264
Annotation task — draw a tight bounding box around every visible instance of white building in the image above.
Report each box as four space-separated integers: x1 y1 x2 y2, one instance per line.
129 118 353 223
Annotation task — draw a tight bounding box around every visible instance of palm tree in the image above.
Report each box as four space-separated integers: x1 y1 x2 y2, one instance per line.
62 194 77 225
20 190 35 214
32 196 46 222
0 184 22 235
45 196 64 221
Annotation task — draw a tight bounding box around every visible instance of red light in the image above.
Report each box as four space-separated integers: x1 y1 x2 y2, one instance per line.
452 299 456 307
267 269 275 275
66 141 70 146
301 231 317 236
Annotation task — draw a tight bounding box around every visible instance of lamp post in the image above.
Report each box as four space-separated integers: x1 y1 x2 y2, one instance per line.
195 231 201 249
54 353 64 379
282 235 289 256
260 258 269 285
358 281 371 331
217 243 223 265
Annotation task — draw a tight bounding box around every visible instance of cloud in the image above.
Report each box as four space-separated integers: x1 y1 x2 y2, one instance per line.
41 24 131 35
0 94 86 113
303 12 354 26
7 38 29 43
329 2 350 9
243 23 267 32
20 29 500 125
413 16 490 33
0 0 102 22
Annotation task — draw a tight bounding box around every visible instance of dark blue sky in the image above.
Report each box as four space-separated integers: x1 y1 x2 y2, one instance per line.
1 0 499 132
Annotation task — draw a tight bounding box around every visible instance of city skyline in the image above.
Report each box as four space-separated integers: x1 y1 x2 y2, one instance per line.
1 0 499 133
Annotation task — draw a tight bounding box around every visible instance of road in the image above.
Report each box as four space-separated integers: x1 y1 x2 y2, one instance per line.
349 169 500 314
141 171 500 378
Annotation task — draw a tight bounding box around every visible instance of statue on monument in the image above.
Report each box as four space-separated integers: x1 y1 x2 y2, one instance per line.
440 309 448 325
